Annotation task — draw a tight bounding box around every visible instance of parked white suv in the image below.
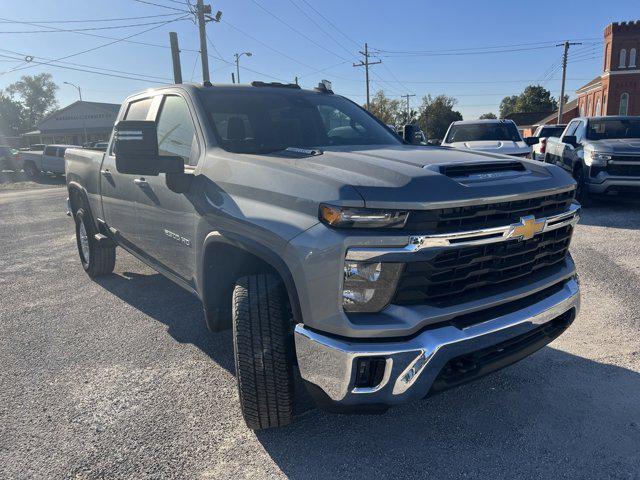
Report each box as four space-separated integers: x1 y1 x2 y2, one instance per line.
442 119 538 157
531 124 567 161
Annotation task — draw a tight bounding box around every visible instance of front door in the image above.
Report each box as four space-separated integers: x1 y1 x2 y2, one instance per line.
133 94 200 284
100 97 154 247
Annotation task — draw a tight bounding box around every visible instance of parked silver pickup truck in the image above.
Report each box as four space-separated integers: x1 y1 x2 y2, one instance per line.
545 116 640 203
21 144 78 177
65 82 580 430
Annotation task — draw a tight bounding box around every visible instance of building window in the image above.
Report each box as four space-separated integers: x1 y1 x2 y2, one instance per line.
587 97 592 116
604 44 610 70
595 98 601 116
619 49 627 68
630 48 637 68
603 94 607 115
619 93 629 115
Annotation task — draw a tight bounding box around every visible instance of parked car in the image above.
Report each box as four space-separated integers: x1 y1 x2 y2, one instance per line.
22 144 78 177
531 124 567 161
65 82 580 430
442 119 538 157
545 115 640 203
0 146 20 171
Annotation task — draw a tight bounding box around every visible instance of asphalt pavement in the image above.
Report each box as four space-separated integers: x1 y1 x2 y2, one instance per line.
0 187 639 480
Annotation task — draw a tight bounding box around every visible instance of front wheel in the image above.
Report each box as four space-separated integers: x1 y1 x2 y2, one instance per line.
74 208 116 277
574 166 591 206
232 274 295 430
23 162 40 178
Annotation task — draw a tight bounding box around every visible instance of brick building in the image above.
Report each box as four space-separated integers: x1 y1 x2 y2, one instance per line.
576 20 640 117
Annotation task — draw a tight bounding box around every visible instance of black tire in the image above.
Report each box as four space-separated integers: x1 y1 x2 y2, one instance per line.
574 166 592 206
232 274 294 430
74 208 116 277
23 162 40 178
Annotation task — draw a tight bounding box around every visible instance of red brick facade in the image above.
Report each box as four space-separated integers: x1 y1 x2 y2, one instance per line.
576 21 640 117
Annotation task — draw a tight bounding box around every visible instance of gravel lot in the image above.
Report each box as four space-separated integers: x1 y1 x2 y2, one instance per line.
0 187 639 480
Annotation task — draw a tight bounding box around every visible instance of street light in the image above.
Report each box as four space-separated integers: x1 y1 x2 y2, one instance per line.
234 52 252 84
63 81 87 145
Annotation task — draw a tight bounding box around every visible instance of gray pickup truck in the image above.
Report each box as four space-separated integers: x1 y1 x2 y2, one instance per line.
65 82 581 430
544 116 640 203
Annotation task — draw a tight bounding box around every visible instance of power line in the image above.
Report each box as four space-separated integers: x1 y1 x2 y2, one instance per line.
0 17 188 33
132 0 190 13
372 39 601 54
1 15 189 76
248 0 349 61
298 0 360 47
0 13 187 24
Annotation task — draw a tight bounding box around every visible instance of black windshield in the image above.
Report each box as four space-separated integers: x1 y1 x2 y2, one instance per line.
198 89 401 154
586 118 640 140
446 122 522 143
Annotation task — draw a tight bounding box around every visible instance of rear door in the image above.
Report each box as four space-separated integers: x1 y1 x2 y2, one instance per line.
133 93 201 283
41 146 57 172
100 97 155 247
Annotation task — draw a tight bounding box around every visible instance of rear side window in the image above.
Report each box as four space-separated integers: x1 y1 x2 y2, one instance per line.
124 98 153 121
43 146 56 156
156 95 198 166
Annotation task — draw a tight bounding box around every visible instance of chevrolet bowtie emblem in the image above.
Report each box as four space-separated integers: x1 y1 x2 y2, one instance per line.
509 215 545 241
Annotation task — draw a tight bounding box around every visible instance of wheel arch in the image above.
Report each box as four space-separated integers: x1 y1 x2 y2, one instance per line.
199 231 303 325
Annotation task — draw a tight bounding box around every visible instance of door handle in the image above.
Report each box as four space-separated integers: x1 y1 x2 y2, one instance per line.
134 178 148 187
100 169 111 176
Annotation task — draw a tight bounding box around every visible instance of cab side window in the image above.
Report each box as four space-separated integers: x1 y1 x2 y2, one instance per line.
563 121 580 138
156 95 199 166
110 97 154 156
124 98 153 121
43 146 56 156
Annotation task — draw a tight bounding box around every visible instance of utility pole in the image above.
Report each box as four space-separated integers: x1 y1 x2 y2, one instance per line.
231 72 235 84
196 0 212 84
353 43 381 110
557 41 582 123
169 32 183 84
401 94 416 123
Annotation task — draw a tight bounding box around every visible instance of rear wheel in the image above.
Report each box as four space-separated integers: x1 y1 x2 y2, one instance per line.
232 274 294 430
75 208 116 277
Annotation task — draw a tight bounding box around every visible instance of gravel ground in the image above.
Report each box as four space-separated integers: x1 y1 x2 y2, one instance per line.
0 188 638 480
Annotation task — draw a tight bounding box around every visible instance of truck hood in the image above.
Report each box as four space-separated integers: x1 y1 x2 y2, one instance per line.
445 140 530 156
253 145 574 209
586 138 640 155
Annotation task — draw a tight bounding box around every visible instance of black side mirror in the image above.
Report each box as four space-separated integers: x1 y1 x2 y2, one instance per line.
524 136 539 146
402 124 425 145
562 135 577 147
114 120 183 175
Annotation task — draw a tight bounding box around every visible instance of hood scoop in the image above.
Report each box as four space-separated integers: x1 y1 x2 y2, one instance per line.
438 161 526 181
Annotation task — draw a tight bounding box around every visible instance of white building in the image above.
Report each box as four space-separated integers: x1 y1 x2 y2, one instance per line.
24 100 120 146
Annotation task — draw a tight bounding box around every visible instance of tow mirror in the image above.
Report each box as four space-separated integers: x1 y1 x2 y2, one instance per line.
524 136 539 146
402 124 425 145
114 120 183 175
562 135 577 147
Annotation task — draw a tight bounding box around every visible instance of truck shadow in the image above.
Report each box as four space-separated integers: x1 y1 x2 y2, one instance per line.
578 197 640 230
94 270 237 375
0 170 66 186
255 347 640 479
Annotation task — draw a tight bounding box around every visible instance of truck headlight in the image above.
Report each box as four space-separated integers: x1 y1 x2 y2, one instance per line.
584 150 611 167
342 261 403 312
320 204 408 229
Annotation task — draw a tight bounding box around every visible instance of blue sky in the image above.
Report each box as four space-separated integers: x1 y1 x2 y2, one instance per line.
0 0 638 118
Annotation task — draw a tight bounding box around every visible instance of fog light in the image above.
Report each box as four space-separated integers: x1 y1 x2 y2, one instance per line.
342 261 403 313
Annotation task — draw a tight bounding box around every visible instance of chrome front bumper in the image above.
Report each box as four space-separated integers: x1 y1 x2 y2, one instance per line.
295 278 580 406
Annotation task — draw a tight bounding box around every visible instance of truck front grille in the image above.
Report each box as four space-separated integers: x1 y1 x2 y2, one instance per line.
393 225 573 307
404 190 574 233
606 163 640 177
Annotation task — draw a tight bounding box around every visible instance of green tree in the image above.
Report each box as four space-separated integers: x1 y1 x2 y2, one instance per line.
499 95 519 118
499 85 558 118
418 95 463 140
479 112 497 119
0 92 24 137
6 73 58 131
366 90 403 127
